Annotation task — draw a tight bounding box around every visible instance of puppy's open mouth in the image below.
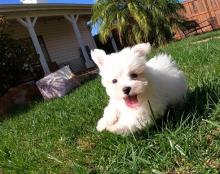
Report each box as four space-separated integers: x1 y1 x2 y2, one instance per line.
124 95 139 108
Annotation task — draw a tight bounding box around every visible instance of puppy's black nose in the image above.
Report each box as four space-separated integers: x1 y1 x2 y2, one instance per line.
123 87 131 95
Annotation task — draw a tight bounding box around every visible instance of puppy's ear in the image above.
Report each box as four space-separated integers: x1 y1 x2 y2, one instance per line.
132 43 151 57
91 49 106 68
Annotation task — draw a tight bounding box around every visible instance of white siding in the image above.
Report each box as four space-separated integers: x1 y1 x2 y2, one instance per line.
9 16 95 72
78 19 96 50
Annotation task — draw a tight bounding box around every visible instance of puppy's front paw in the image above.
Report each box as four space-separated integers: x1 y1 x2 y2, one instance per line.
106 123 133 136
96 118 107 132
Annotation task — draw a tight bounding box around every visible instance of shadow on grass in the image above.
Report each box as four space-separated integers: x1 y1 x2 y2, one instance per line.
0 74 99 122
0 98 42 122
137 77 220 138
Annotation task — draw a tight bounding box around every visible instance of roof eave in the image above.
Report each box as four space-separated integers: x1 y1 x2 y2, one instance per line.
0 4 93 19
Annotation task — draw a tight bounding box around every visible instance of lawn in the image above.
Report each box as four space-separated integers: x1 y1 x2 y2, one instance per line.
1 31 220 173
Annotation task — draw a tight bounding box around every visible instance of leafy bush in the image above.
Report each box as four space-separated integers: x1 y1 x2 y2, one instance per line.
92 0 185 46
0 17 40 96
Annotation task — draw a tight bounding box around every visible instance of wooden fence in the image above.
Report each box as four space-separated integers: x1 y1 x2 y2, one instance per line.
175 0 220 39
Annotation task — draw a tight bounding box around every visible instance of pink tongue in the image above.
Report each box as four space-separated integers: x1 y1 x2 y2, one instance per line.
124 95 139 108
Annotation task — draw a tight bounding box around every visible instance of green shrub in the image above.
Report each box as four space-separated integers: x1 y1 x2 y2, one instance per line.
0 17 40 96
92 0 184 46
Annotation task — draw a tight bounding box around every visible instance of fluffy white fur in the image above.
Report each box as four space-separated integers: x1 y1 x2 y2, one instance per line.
91 43 187 135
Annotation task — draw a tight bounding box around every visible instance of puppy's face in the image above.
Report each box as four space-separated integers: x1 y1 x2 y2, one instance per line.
91 43 151 108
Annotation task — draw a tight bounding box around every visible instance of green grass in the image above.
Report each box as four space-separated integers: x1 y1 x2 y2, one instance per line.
1 31 220 173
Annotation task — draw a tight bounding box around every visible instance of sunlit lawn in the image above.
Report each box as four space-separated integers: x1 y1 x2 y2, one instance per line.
0 30 220 173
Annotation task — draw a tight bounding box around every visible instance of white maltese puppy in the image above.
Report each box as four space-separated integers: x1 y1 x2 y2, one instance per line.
91 43 187 135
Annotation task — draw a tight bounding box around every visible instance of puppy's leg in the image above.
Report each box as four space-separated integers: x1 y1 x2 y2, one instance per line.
106 116 139 135
96 104 119 132
106 122 132 136
106 116 150 135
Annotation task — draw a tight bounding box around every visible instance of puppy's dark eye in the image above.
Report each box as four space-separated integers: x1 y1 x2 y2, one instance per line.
112 79 117 84
130 73 138 79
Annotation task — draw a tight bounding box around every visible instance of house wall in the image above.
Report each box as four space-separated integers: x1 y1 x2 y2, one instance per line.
175 0 220 39
9 16 95 73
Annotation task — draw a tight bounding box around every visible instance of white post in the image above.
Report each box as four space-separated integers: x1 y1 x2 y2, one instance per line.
65 14 94 68
110 33 118 52
89 30 97 49
87 22 97 49
17 17 50 75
